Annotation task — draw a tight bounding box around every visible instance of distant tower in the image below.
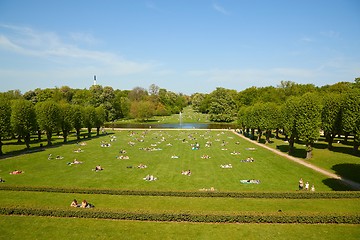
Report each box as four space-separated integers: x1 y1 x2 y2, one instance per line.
93 75 97 86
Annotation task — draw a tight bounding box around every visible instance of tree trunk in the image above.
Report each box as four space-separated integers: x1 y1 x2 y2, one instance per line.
24 133 31 149
265 130 271 144
257 128 262 142
0 138 3 155
63 130 68 143
275 128 279 139
251 129 255 140
344 133 349 143
76 128 81 140
17 135 22 143
37 130 42 141
327 133 335 150
306 143 313 159
46 131 52 145
288 135 295 155
96 127 100 136
87 128 92 138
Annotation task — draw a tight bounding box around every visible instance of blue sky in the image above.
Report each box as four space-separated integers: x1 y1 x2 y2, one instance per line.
0 0 359 94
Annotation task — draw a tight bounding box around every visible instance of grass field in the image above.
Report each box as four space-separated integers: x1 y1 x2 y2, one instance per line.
0 128 359 239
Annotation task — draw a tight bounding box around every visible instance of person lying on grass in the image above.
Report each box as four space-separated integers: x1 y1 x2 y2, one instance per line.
116 155 129 160
10 170 23 175
143 175 157 181
181 170 191 176
171 155 179 159
70 199 80 207
0 177 5 182
74 148 83 153
240 179 260 184
67 159 83 165
220 164 232 168
80 199 94 208
55 155 64 160
201 154 211 159
241 157 255 162
137 164 147 169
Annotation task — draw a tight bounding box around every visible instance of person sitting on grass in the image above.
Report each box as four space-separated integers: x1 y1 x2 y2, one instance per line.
70 199 80 207
10 170 23 175
0 177 5 183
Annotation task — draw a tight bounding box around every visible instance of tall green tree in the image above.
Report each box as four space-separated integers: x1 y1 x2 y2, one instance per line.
321 93 343 149
130 100 155 121
11 99 37 149
35 101 61 145
0 97 11 155
283 96 300 155
296 93 322 159
209 87 237 122
72 105 83 140
342 89 360 151
82 106 96 138
95 106 106 136
59 103 74 143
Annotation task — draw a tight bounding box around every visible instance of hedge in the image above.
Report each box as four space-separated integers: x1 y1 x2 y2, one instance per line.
0 185 359 199
0 207 359 224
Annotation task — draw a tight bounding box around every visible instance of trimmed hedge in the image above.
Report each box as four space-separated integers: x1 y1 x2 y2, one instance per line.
0 185 359 199
0 207 359 224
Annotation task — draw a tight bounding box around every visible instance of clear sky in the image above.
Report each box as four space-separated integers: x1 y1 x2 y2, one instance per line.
0 0 359 95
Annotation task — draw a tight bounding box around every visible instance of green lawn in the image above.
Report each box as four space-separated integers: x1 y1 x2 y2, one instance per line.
1 216 359 240
0 128 359 239
0 130 347 191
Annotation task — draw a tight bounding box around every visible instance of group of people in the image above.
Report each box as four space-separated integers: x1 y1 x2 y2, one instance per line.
298 178 315 191
143 175 157 181
70 199 94 208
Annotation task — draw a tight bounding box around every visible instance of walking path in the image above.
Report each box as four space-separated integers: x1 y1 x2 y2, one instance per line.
232 130 360 191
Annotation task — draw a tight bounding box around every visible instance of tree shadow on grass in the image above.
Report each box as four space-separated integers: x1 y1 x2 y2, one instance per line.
276 144 307 159
322 178 355 191
331 163 360 183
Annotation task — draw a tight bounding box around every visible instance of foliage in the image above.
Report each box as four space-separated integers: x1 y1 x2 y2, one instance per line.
209 88 237 122
342 89 360 150
0 96 11 155
10 99 37 148
35 101 61 145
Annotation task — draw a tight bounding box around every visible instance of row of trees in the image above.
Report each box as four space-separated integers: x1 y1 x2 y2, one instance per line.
0 98 106 155
237 89 360 158
16 84 189 122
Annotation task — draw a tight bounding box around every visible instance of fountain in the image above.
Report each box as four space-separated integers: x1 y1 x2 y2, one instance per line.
179 111 182 127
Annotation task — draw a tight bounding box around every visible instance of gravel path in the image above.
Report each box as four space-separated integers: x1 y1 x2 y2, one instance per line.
231 130 360 191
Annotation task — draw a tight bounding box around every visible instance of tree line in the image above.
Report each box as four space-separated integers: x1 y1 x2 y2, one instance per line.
0 84 189 155
0 79 359 156
192 79 360 157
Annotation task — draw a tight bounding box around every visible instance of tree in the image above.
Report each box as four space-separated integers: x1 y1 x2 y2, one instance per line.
283 96 300 155
209 88 237 122
72 105 83 140
321 93 343 149
35 101 61 145
296 93 322 159
130 101 155 121
95 106 106 136
342 89 360 151
82 106 96 138
128 87 148 102
11 99 37 149
0 97 11 155
59 103 74 143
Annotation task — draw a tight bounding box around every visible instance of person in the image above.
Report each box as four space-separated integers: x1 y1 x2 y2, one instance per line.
10 170 23 175
298 178 304 190
81 199 88 208
311 184 315 192
0 177 5 183
94 165 103 172
305 181 309 191
70 199 79 207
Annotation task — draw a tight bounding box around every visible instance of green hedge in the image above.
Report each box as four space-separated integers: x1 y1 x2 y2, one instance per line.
0 207 359 224
0 185 359 199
